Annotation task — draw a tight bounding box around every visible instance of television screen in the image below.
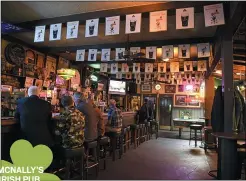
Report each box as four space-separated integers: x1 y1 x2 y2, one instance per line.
108 80 126 95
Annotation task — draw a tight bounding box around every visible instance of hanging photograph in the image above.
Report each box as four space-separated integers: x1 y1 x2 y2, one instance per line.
125 73 132 79
184 61 193 72
35 79 43 89
115 48 125 60
130 47 141 55
43 80 51 88
100 63 108 73
170 62 180 72
49 23 62 41
197 60 207 71
58 57 69 69
141 84 152 93
34 25 45 42
111 63 118 74
175 95 187 107
133 63 140 73
162 45 174 59
105 16 120 36
85 18 99 37
146 47 157 59
116 72 122 79
145 63 153 73
36 54 45 68
188 95 200 107
176 7 194 29
178 44 190 58
101 49 111 61
136 77 141 85
204 3 225 27
197 43 210 58
76 49 85 61
66 21 79 39
165 85 176 94
46 56 57 74
158 63 166 73
88 49 97 61
149 10 167 32
25 77 34 88
125 13 142 34
121 63 129 73
178 85 184 92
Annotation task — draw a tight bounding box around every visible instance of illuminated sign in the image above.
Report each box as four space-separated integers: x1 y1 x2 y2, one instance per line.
90 75 98 82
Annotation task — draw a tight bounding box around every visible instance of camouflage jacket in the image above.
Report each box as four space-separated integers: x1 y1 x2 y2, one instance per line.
54 107 85 149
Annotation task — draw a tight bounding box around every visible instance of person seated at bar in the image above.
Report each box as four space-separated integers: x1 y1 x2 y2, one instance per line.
54 96 85 149
15 86 54 147
106 99 123 132
88 99 105 138
138 98 150 124
73 92 104 141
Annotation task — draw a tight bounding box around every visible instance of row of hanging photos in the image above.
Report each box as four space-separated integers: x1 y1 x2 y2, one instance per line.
75 43 210 62
34 3 225 42
113 72 204 85
100 61 207 74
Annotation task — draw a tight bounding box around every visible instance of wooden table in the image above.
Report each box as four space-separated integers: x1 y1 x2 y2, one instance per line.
212 132 246 180
173 118 205 138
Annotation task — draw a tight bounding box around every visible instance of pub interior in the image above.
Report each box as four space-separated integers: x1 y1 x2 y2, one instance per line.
1 1 245 180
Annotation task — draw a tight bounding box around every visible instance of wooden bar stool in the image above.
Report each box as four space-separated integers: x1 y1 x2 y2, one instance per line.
122 126 131 153
130 124 140 149
97 136 109 170
105 131 123 161
150 120 159 139
140 124 146 143
189 124 203 147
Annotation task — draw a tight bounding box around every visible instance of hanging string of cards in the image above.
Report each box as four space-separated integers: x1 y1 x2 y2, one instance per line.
34 3 225 42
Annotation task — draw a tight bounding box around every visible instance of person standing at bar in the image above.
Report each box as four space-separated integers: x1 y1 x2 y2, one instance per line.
54 96 85 148
73 92 103 141
15 86 54 147
138 98 150 124
106 99 123 132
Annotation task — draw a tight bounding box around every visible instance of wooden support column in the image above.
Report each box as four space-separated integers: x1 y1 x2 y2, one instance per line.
220 24 238 180
205 76 215 121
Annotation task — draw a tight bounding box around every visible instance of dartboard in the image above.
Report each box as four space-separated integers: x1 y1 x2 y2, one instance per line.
4 43 25 66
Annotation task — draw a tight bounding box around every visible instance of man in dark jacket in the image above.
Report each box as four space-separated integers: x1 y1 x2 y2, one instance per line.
15 86 54 147
138 98 150 124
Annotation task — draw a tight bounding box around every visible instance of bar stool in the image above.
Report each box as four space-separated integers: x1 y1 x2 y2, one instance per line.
203 126 217 152
122 126 131 153
189 124 203 147
140 124 146 143
105 131 123 161
52 146 84 180
130 124 140 149
126 126 131 150
84 140 99 179
97 136 109 170
150 120 159 139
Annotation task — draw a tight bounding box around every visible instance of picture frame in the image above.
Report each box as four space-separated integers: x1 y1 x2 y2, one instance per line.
178 85 184 92
141 84 152 93
174 94 187 107
165 85 176 94
187 95 200 107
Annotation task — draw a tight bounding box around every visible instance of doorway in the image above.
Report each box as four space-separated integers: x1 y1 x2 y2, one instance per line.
159 95 173 130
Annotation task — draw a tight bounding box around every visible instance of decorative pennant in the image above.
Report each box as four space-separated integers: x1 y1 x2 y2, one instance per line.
197 61 207 71
34 26 45 42
116 72 122 79
125 73 132 79
133 63 140 73
177 79 183 85
76 49 85 61
158 74 165 81
145 63 153 73
125 13 142 34
165 72 172 81
184 61 193 71
130 47 141 55
105 16 120 36
195 72 201 80
197 43 210 58
178 44 190 58
170 62 180 72
115 48 125 60
101 49 111 61
135 73 141 79
185 72 192 80
49 23 62 41
162 45 174 59
100 63 108 73
146 47 157 59
144 73 151 81
88 49 97 61
111 63 118 74
204 3 225 27
158 63 166 73
121 63 129 73
136 78 141 85
85 19 99 37
176 7 194 29
66 21 79 39
149 10 167 32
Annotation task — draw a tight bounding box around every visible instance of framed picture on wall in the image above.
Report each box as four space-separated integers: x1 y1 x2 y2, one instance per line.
187 95 200 107
174 94 187 107
165 85 176 93
141 84 152 93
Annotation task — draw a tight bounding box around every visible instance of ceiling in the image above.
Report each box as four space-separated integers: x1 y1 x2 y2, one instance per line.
1 1 163 23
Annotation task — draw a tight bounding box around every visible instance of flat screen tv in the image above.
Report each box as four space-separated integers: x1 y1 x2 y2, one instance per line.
108 80 126 95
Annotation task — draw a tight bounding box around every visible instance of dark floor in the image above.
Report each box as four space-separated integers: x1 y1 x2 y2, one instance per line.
96 131 218 180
